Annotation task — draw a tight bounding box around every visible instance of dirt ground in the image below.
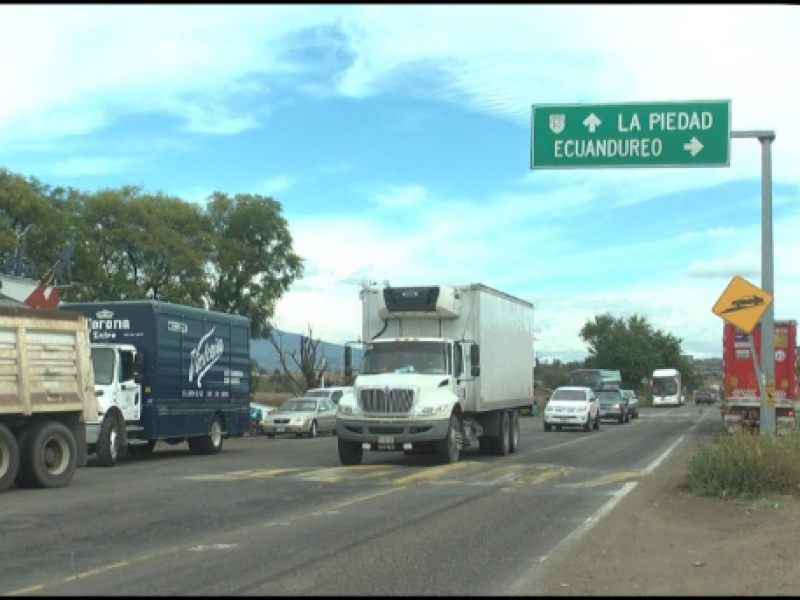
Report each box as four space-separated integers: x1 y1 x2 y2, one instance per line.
535 421 800 597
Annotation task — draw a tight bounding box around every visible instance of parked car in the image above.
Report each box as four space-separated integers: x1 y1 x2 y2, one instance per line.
621 390 639 419
262 397 338 438
543 386 600 432
304 386 353 405
597 388 631 424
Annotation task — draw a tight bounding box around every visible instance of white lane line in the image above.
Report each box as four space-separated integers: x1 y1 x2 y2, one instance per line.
506 432 691 595
505 481 638 596
644 435 685 474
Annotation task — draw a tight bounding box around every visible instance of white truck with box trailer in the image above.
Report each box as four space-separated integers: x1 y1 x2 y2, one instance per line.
0 306 98 493
336 283 535 465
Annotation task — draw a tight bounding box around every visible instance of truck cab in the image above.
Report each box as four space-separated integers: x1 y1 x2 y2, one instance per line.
89 343 144 428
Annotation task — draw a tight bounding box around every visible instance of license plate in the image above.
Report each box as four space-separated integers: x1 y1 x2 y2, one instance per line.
378 436 394 449
276 427 285 432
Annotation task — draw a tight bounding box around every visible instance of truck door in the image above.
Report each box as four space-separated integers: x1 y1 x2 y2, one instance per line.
117 350 141 421
455 343 469 403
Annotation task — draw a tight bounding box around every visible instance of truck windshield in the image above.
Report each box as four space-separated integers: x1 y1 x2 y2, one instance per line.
91 347 115 386
361 341 449 375
653 377 678 396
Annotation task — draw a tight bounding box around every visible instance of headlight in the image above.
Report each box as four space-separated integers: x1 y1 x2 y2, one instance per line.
415 404 451 416
338 404 361 416
613 403 620 409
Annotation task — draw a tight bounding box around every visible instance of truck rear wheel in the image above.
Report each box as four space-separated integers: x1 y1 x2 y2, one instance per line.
18 420 77 489
198 415 225 455
509 411 520 453
436 414 461 465
338 437 363 466
494 411 511 456
0 424 20 493
96 413 122 467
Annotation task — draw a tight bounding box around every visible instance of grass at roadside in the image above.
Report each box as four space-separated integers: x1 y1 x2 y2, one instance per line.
687 429 800 500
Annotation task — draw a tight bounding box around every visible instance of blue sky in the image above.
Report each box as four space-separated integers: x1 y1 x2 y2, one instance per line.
2 5 799 361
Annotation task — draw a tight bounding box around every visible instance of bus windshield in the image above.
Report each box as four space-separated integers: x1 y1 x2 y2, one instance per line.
653 377 679 396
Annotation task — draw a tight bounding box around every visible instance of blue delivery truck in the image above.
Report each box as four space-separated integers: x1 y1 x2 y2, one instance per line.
61 300 251 466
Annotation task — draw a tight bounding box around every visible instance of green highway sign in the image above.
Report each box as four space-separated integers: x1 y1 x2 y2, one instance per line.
530 100 731 169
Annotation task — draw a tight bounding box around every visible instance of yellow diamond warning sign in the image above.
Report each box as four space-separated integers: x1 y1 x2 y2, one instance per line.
712 275 773 334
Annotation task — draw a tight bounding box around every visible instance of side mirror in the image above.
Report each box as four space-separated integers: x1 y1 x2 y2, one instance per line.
470 344 480 368
471 365 480 377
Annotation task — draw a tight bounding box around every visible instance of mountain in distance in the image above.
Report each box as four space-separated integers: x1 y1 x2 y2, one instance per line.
251 328 363 372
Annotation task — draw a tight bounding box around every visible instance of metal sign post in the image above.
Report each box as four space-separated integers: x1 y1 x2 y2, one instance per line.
731 130 776 436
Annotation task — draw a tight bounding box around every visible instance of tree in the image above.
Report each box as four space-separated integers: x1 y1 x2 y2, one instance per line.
267 325 328 395
204 192 304 339
579 313 698 391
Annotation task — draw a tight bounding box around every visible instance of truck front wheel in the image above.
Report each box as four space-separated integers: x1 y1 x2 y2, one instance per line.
18 421 77 489
338 437 363 466
96 414 123 467
436 414 461 465
0 424 20 493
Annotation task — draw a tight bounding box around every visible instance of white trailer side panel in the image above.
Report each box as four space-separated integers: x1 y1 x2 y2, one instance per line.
464 285 534 412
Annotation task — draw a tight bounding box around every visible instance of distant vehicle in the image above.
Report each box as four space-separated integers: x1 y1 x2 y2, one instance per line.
304 386 353 405
722 320 798 433
651 368 683 407
622 390 639 418
597 388 631 424
568 369 622 391
543 387 599 432
694 388 718 406
262 397 338 438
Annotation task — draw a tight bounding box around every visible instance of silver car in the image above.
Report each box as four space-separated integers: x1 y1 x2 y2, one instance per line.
622 390 639 419
262 397 338 438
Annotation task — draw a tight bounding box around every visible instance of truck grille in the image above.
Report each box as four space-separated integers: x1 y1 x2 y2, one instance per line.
358 387 415 414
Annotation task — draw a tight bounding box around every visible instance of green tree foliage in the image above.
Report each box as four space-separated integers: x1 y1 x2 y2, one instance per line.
579 313 698 391
0 167 303 340
204 192 304 338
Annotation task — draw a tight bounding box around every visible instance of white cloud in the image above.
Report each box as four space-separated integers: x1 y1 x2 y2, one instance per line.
256 175 296 195
49 156 146 178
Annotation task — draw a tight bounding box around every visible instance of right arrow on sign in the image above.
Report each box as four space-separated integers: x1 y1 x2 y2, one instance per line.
683 136 704 156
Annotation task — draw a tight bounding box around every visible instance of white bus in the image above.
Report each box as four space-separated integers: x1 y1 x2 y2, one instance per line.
651 368 683 407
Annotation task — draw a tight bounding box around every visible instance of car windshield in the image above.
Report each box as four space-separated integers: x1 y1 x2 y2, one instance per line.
623 390 634 399
551 389 587 401
91 347 115 386
361 341 449 375
304 390 330 398
281 399 318 412
596 390 620 401
653 377 678 395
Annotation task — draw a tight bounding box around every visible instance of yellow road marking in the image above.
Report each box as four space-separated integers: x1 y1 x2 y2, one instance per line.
559 470 649 489
3 584 45 596
390 461 474 485
63 561 130 582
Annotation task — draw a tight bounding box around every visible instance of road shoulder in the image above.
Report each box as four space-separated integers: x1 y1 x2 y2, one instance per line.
530 421 800 596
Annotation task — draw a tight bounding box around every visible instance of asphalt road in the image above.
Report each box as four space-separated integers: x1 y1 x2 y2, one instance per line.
0 403 718 596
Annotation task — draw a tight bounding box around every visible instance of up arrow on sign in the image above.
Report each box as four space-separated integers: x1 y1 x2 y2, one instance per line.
683 137 704 156
583 113 601 133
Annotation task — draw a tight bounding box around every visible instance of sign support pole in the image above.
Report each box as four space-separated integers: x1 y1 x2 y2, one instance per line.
731 130 776 436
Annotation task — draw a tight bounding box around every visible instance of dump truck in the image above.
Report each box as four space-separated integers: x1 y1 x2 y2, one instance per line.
0 306 98 492
336 283 535 465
